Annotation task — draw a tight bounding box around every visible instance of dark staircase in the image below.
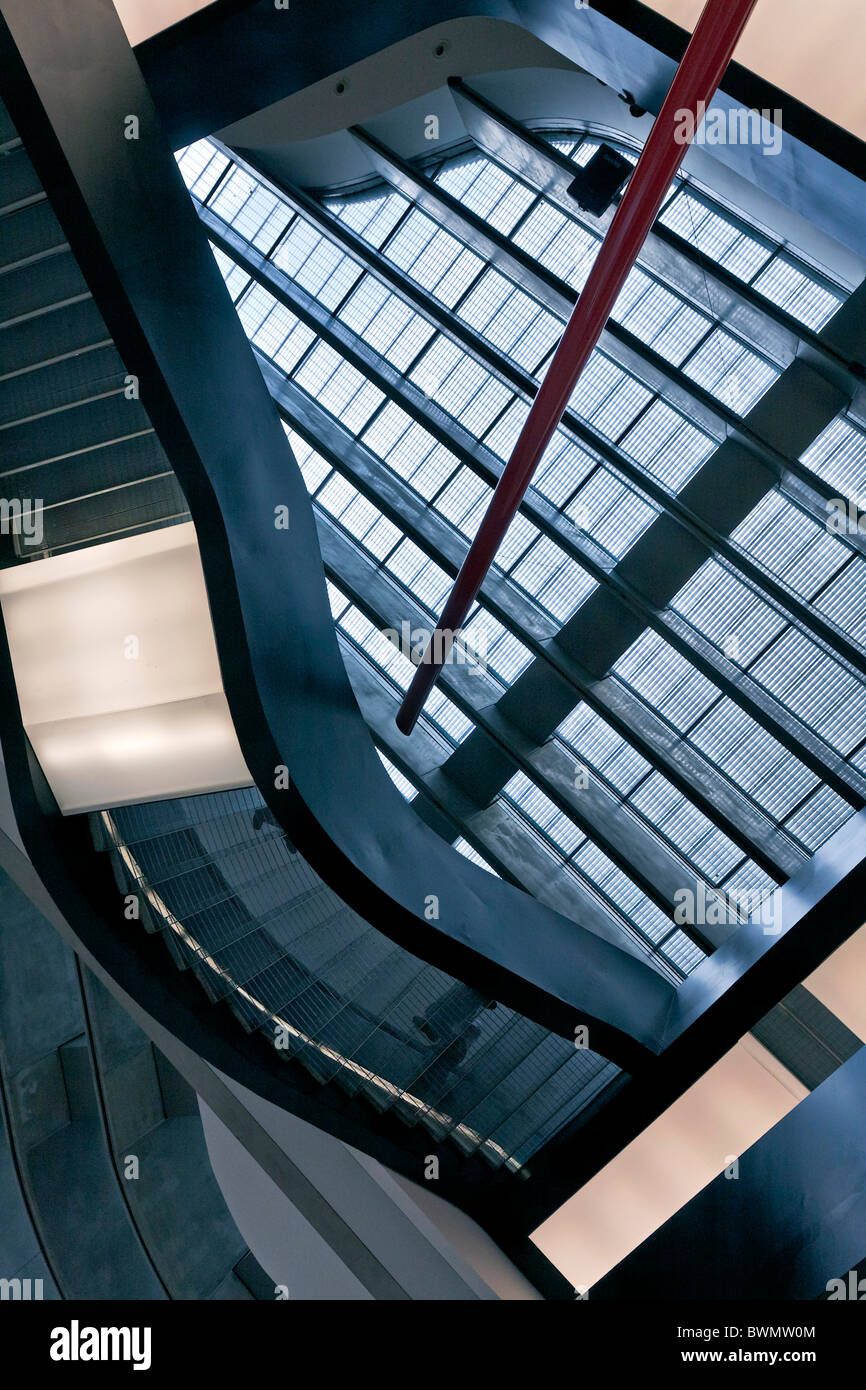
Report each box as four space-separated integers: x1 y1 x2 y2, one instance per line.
0 100 187 563
92 787 618 1171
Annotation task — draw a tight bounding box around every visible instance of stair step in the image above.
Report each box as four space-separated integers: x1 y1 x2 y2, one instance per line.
0 99 17 148
0 249 86 325
0 145 42 214
0 343 124 426
1 390 151 470
0 200 65 272
0 297 108 377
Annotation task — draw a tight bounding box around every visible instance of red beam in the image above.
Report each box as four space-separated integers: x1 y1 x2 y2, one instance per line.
396 0 759 735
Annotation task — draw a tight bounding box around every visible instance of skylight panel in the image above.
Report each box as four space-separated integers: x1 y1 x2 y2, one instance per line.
815 561 866 648
672 559 787 665
659 931 705 974
556 704 752 886
658 190 772 281
557 703 650 794
752 255 843 330
272 218 330 279
272 319 317 374
235 281 278 337
407 340 504 427
284 428 333 493
423 690 474 743
288 230 362 308
320 477 402 559
377 751 418 801
732 491 847 600
800 415 866 502
672 553 866 758
384 539 452 610
614 631 719 732
463 606 533 684
533 433 598 508
209 243 250 300
783 783 854 851
432 466 492 535
208 165 259 228
432 152 488 201
750 627 866 755
434 156 534 233
504 772 586 855
225 184 288 249
617 273 710 366
359 400 413 457
176 139 230 201
568 467 656 557
235 286 316 369
509 537 596 621
456 265 515 333
681 328 778 413
326 189 409 248
570 138 601 166
337 277 435 370
360 406 464 502
573 841 669 946
689 698 818 821
478 398 530 470
629 771 745 882
492 510 538 570
294 345 383 429
383 208 482 304
567 352 633 423
453 838 499 875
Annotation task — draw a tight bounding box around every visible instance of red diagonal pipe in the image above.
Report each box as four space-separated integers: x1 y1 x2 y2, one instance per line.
397 0 759 734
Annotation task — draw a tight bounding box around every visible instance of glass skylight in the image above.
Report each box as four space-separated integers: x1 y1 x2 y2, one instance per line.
174 121 862 988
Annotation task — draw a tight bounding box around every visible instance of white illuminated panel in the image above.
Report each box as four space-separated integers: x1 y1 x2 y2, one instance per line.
531 1035 807 1293
530 918 866 1293
805 926 866 1045
0 524 250 813
645 0 866 140
112 1 217 46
